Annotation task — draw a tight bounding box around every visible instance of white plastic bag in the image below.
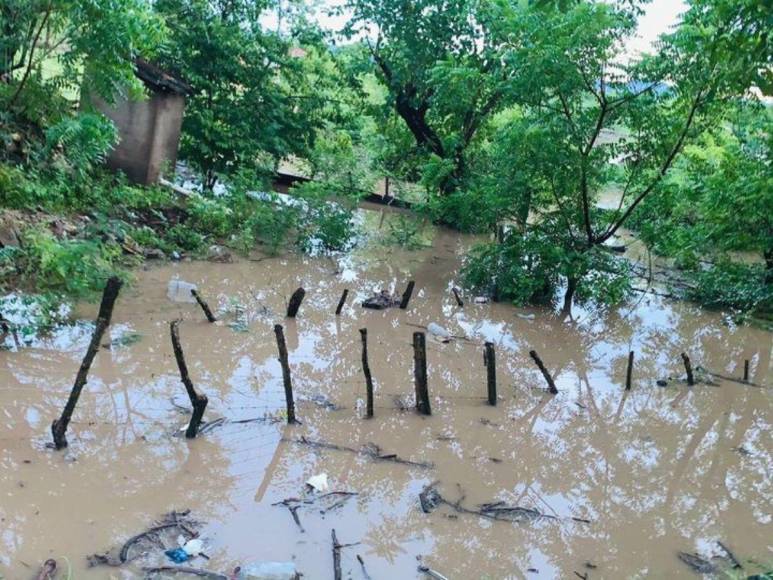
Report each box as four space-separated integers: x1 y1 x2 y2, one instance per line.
167 279 198 304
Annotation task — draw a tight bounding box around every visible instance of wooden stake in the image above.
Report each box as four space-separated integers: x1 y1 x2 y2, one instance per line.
335 289 349 315
190 289 216 323
681 352 694 386
51 276 122 449
360 328 374 418
625 351 634 390
170 320 209 438
485 342 496 405
743 359 749 383
286 287 306 318
400 281 416 310
332 529 342 580
413 332 431 415
274 324 297 424
529 350 558 394
452 287 464 307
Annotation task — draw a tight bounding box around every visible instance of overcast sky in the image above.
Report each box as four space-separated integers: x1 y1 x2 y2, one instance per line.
265 0 687 57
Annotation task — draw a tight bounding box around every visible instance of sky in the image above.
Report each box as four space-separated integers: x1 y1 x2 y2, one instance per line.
265 0 688 58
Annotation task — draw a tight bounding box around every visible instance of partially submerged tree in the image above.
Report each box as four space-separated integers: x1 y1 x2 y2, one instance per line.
465 0 772 313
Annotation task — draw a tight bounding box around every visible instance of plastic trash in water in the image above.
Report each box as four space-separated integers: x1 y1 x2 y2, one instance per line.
238 562 299 580
305 473 328 492
474 296 489 304
167 279 198 304
165 547 190 563
427 322 452 343
183 538 204 557
516 313 536 320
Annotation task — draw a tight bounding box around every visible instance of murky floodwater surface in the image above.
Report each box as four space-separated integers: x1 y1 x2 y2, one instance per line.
1 208 771 579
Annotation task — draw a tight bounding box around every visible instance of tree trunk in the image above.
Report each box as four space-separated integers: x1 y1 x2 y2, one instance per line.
562 277 578 315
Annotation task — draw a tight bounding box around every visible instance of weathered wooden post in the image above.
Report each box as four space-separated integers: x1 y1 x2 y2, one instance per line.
485 341 496 405
332 529 342 580
625 351 634 390
51 276 123 449
400 281 416 310
287 288 306 318
190 289 216 323
743 359 750 383
274 324 297 424
413 332 431 415
452 287 464 307
335 289 349 315
360 328 374 418
681 352 694 386
529 350 558 394
170 320 209 438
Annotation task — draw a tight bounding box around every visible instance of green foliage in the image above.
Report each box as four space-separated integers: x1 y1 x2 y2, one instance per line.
44 112 117 179
687 261 772 314
1 0 166 110
19 226 124 297
383 215 427 249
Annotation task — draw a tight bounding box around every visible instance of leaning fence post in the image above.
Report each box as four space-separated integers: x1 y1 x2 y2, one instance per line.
287 287 306 318
625 351 635 390
170 320 209 438
452 287 464 307
413 332 431 415
191 289 217 323
485 342 496 405
360 329 375 418
51 276 123 449
335 289 349 315
400 281 416 310
274 324 297 424
529 350 558 394
681 352 694 386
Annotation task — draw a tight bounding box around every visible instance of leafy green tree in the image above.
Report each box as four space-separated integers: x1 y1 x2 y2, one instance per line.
341 0 518 195
1 0 165 109
155 0 332 190
465 0 772 313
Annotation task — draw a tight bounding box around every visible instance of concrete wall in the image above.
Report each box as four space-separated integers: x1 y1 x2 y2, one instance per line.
90 92 185 185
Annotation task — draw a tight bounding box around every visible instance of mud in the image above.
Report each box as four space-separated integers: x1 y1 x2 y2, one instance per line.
1 206 771 578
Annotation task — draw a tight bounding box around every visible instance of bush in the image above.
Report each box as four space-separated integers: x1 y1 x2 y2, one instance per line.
19 227 124 297
688 261 772 314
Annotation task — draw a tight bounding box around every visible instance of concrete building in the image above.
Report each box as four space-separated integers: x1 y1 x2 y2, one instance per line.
88 59 190 185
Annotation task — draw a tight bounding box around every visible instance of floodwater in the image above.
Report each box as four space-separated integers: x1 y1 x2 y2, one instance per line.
1 207 771 579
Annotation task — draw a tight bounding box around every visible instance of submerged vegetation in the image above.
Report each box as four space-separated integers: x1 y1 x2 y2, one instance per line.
0 0 771 332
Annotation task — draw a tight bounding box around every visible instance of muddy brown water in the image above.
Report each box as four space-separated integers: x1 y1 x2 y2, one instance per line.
1 209 771 579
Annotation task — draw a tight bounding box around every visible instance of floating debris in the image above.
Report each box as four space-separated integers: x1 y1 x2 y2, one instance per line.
677 551 717 575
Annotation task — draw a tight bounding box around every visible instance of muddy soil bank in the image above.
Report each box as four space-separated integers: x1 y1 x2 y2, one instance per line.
0 213 770 579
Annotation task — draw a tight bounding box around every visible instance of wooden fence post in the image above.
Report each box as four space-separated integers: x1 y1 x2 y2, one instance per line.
274 324 297 424
485 342 496 405
743 359 750 383
336 289 349 315
400 281 416 310
452 287 464 307
681 352 694 386
413 332 431 415
360 329 374 418
51 276 123 449
625 351 635 390
529 350 558 394
170 320 209 438
190 289 217 323
287 288 306 318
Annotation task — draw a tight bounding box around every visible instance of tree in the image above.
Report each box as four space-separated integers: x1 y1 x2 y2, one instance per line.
465 0 772 313
341 0 517 195
1 0 165 109
155 0 327 190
